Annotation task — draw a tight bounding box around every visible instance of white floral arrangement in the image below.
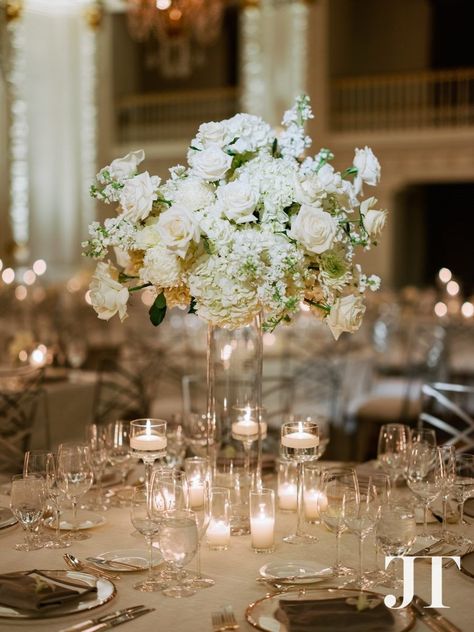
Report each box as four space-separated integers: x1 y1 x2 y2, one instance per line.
83 95 386 339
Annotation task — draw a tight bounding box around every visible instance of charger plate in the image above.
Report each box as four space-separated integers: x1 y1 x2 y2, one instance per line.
245 588 415 632
0 570 116 619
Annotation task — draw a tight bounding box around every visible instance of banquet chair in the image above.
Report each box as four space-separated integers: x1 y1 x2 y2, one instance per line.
350 323 447 461
419 382 474 453
0 366 45 473
92 357 150 425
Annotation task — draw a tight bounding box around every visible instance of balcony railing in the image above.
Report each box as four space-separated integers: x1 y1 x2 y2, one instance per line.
116 87 239 145
331 68 474 132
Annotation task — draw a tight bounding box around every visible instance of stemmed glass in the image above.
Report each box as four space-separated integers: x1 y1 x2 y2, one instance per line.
158 509 199 598
190 481 214 589
85 424 108 511
453 454 474 529
318 466 358 576
362 474 391 586
106 421 132 501
23 450 56 547
437 445 458 543
342 483 379 588
10 474 45 551
407 442 441 539
377 423 411 491
281 420 319 544
231 407 267 483
129 419 167 497
288 415 329 459
57 443 94 541
183 413 212 458
376 504 417 589
130 486 162 592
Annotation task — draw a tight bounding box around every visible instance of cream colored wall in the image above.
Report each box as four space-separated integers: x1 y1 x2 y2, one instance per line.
0 72 10 261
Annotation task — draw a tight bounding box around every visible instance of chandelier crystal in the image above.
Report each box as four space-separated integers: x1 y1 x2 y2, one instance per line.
126 0 226 77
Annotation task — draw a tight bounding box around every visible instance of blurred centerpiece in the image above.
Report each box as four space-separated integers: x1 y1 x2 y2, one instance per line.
82 94 387 488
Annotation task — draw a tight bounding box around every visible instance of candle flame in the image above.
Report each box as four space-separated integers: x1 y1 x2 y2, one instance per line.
146 419 152 436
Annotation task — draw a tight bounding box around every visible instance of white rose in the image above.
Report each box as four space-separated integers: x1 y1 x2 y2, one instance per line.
360 197 387 239
294 173 322 205
217 180 258 223
353 146 380 194
189 146 232 181
119 172 160 222
107 150 145 180
157 204 200 258
327 294 366 340
317 163 343 193
196 121 228 148
140 245 182 288
89 262 129 322
174 177 215 211
134 217 161 249
289 204 338 254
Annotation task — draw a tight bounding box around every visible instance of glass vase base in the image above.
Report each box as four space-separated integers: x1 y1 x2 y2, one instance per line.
44 538 72 549
133 579 166 592
162 585 197 598
192 575 215 589
283 533 319 545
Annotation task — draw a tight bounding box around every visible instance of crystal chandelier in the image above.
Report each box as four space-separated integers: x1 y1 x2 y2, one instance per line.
126 0 226 77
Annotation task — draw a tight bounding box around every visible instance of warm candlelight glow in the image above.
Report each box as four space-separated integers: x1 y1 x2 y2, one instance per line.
207 519 230 548
2 268 15 284
304 489 328 520
32 259 47 276
434 301 448 317
461 302 474 318
278 482 297 511
30 346 46 367
15 285 27 301
438 268 452 284
446 280 460 296
23 270 36 285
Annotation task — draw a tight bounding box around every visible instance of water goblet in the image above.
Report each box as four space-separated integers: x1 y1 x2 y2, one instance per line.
57 443 94 541
453 453 474 528
10 474 45 551
407 442 440 539
281 420 319 544
105 420 132 501
318 466 358 577
130 486 162 592
377 423 411 490
24 449 56 546
437 445 459 543
376 504 416 589
158 509 199 598
85 423 108 511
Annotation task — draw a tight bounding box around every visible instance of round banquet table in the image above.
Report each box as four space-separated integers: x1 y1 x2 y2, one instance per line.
0 485 472 632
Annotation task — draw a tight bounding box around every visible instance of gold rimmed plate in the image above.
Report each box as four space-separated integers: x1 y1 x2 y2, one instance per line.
0 570 116 619
245 588 415 632
460 550 474 579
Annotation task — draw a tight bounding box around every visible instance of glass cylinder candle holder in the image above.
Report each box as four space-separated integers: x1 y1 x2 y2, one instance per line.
250 488 275 553
207 487 231 551
184 456 210 509
303 463 325 524
214 459 249 535
130 419 167 496
277 458 298 512
281 420 319 544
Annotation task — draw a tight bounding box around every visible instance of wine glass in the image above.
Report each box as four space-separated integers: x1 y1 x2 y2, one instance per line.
376 504 416 589
411 427 437 448
453 453 474 528
130 486 162 592
85 423 108 511
23 449 55 546
281 420 319 544
10 474 45 551
318 466 358 576
158 509 199 598
437 445 458 543
362 473 391 585
65 338 87 379
183 413 214 458
57 443 94 541
377 423 411 489
343 483 379 588
105 421 132 501
407 443 441 539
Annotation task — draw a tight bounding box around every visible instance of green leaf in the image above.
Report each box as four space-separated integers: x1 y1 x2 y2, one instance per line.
149 293 167 326
272 138 278 157
189 145 201 152
188 297 197 314
342 166 358 177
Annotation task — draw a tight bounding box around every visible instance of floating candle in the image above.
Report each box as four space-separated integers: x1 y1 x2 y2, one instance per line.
188 481 205 508
278 482 297 511
281 431 319 449
207 519 231 549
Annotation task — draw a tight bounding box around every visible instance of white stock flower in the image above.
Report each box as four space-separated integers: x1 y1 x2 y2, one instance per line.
289 204 338 254
195 121 228 148
360 197 387 239
89 262 129 322
157 204 200 258
140 245 182 288
174 177 215 211
217 180 258 223
353 146 380 194
189 146 232 181
119 172 160 222
104 150 145 181
327 294 366 340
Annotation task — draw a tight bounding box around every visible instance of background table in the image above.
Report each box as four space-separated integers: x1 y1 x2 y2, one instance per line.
0 488 472 632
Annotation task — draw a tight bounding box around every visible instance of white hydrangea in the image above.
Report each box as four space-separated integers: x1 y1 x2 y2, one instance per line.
140 245 183 289
225 113 273 154
173 177 216 211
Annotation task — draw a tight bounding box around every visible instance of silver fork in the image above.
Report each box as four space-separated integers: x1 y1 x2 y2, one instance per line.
211 607 239 631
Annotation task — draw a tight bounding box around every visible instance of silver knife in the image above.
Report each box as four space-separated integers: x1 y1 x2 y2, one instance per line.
81 607 155 632
413 595 462 632
58 606 147 632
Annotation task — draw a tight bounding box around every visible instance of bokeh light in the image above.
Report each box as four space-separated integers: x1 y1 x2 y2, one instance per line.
32 259 47 275
2 268 15 284
434 302 448 317
446 280 460 296
461 302 474 318
438 268 452 283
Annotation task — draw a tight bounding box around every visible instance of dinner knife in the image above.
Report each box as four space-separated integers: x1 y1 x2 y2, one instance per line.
80 607 155 632
411 599 445 632
413 595 462 632
58 605 147 632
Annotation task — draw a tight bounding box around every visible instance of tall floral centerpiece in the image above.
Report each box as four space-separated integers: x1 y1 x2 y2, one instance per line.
83 95 387 483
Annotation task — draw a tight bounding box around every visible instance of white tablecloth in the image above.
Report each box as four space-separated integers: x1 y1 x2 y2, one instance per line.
0 486 472 632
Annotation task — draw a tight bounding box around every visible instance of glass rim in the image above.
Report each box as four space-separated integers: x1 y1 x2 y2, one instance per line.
130 418 167 430
281 420 319 431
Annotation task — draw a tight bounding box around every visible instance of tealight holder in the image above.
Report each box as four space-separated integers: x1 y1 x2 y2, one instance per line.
207 487 231 550
129 419 167 497
231 406 267 487
303 463 325 524
184 456 210 510
277 457 298 512
281 420 319 544
250 488 275 553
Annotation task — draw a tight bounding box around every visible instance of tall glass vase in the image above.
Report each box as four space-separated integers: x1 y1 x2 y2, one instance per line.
206 313 264 535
